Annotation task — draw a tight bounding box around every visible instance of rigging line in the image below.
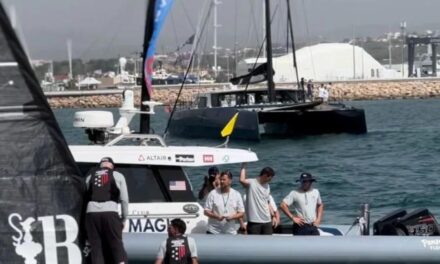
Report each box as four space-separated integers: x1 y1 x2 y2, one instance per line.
242 3 280 96
301 0 316 79
163 1 215 137
181 0 196 32
233 0 238 77
79 0 129 59
170 11 180 51
250 0 261 47
286 0 301 97
190 0 210 76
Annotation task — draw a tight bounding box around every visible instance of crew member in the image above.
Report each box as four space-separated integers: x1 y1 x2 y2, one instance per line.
239 194 279 234
306 80 314 100
85 157 129 264
155 219 198 264
204 171 245 234
280 172 324 236
239 163 276 235
198 166 220 202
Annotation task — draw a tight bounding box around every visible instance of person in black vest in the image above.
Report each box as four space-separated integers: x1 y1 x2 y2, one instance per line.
155 219 198 264
85 157 129 264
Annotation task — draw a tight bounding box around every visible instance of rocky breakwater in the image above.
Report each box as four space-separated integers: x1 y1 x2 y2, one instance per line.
47 85 221 108
328 79 440 101
47 79 440 109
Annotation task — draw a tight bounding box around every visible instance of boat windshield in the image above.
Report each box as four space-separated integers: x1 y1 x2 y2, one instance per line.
77 163 196 203
211 89 302 107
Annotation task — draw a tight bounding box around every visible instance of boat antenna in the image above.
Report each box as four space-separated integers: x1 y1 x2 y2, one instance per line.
264 0 276 103
139 0 156 133
286 0 302 101
163 1 214 137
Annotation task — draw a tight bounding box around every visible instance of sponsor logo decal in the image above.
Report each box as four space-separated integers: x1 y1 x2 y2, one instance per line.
421 239 440 250
183 204 199 214
139 155 172 162
8 213 81 264
203 154 214 163
128 218 170 233
175 154 195 163
222 155 230 162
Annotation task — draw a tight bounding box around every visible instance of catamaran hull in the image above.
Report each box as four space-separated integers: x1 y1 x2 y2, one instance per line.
125 233 440 263
169 106 367 140
169 108 261 140
260 107 367 137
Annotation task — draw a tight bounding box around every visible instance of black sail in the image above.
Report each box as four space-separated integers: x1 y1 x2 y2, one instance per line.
0 3 84 264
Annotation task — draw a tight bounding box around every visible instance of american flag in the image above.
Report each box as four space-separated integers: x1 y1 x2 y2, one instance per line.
170 181 186 191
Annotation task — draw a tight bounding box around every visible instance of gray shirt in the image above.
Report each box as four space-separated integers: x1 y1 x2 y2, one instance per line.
245 178 271 223
86 170 129 221
157 236 198 259
204 188 245 234
282 188 322 224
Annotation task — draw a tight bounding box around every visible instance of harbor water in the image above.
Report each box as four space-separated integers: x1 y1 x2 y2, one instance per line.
55 98 440 226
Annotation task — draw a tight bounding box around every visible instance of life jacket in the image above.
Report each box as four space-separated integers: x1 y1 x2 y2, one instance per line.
164 236 192 264
88 168 119 203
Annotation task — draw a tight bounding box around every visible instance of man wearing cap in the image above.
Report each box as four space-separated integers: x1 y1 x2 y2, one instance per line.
85 157 129 264
280 172 324 236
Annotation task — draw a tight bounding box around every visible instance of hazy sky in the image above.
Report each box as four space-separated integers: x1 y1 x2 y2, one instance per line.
3 0 440 60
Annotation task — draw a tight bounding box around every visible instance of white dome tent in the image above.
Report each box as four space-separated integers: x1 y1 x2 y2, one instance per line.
273 43 399 82
237 43 399 83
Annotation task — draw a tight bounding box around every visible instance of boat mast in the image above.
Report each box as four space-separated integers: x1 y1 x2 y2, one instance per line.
140 0 156 134
264 0 275 103
286 0 302 101
213 0 220 79
67 39 73 80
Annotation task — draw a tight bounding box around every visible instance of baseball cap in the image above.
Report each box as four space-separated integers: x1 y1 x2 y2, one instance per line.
100 157 114 165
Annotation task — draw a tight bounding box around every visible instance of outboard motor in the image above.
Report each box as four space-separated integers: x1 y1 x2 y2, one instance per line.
374 208 440 236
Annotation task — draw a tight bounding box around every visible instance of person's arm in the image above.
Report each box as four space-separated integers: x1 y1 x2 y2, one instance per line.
226 211 244 221
189 238 198 264
280 201 304 226
238 217 247 233
204 192 224 221
116 172 129 225
85 175 91 190
239 163 250 187
204 209 225 221
280 192 305 226
155 241 166 264
313 192 324 227
269 196 279 228
313 203 324 227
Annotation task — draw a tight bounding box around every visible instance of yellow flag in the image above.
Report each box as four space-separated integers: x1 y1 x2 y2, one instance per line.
221 113 239 137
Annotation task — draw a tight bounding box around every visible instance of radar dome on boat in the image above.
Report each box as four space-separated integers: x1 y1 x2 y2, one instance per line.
73 111 114 128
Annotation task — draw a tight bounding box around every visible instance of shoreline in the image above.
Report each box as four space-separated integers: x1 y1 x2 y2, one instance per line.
47 79 440 108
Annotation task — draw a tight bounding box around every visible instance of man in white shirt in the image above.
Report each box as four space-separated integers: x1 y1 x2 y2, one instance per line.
280 172 324 236
204 171 245 234
240 163 276 235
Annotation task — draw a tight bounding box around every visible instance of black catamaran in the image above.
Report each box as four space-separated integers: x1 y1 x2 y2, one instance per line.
168 0 367 140
0 3 84 264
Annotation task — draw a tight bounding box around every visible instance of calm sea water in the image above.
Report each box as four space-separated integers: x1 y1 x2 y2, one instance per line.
54 99 440 225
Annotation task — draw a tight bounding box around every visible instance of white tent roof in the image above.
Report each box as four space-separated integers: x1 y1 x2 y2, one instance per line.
78 77 101 86
272 43 399 82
